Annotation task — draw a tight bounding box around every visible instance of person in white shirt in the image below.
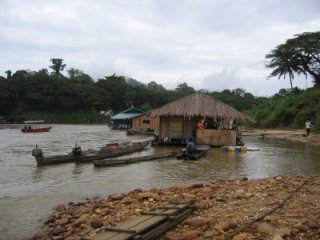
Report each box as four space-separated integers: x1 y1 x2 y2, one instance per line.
305 120 312 136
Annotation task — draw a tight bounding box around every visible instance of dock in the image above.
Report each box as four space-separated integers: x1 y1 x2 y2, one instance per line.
90 203 195 240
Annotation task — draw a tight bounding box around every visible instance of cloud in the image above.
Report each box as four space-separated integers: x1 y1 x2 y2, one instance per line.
0 0 319 96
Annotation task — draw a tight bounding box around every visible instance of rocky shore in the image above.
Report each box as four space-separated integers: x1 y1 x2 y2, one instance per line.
33 175 320 240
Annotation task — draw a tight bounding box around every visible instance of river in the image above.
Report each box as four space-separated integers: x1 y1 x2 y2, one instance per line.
0 124 319 240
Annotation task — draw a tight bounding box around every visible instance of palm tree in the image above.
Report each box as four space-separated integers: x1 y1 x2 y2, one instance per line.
266 31 320 88
265 44 300 90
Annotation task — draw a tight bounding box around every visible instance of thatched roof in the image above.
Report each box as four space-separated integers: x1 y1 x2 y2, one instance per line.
151 92 248 121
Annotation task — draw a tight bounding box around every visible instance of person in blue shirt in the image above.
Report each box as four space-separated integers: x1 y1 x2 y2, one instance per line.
186 138 196 154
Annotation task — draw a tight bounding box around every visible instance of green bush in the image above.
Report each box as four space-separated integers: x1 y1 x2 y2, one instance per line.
248 88 320 132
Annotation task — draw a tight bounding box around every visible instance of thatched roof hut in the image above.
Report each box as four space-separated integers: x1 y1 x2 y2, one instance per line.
151 92 247 121
150 93 251 146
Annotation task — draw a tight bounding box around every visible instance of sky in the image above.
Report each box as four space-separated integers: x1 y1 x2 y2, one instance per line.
0 0 319 96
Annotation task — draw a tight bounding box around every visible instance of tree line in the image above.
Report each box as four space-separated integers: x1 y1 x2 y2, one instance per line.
0 59 260 122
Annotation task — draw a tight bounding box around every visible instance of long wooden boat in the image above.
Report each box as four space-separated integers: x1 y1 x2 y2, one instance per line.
32 141 150 166
176 145 210 160
93 151 176 167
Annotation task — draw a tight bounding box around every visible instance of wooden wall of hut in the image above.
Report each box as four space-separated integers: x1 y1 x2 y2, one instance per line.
196 129 236 146
159 117 197 143
132 115 159 131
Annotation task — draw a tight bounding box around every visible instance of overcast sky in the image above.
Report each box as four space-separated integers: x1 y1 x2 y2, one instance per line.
0 0 319 96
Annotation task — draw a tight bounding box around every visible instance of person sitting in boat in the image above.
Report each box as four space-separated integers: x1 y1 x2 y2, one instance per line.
186 138 196 154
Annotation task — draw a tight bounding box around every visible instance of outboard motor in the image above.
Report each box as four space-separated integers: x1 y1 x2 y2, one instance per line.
72 143 82 164
32 145 44 166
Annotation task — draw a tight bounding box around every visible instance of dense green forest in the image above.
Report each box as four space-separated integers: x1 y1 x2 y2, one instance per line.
1 31 319 129
0 59 319 131
0 60 261 123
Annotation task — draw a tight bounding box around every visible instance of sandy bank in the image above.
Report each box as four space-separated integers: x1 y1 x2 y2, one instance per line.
242 128 320 146
33 176 320 240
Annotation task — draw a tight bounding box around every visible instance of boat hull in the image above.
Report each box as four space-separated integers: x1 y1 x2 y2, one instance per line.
33 141 150 165
93 151 176 167
22 127 52 133
176 145 210 160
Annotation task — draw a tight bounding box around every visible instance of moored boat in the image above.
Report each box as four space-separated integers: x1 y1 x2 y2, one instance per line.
176 145 210 160
21 120 52 133
32 141 150 166
93 151 176 167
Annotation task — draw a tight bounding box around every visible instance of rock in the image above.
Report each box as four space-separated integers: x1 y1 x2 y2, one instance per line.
191 183 203 188
108 193 124 201
52 236 64 240
133 188 143 192
182 192 195 199
90 219 103 229
233 233 248 240
308 222 320 229
271 235 284 240
56 216 69 225
274 227 291 237
73 214 90 227
256 222 274 234
45 213 57 224
196 200 209 209
182 230 199 240
33 230 48 240
138 192 153 199
168 196 183 204
52 225 65 235
203 230 214 238
215 220 230 231
184 217 208 227
54 204 66 212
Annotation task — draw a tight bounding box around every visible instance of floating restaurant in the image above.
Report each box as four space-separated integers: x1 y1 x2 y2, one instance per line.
151 93 250 147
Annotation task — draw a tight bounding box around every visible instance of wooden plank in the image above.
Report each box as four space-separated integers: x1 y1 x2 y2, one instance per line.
91 204 193 240
140 207 194 240
92 208 175 240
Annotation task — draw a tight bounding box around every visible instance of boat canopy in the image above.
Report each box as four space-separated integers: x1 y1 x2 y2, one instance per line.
23 120 45 124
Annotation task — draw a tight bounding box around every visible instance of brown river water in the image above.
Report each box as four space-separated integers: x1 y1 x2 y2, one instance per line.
0 124 320 240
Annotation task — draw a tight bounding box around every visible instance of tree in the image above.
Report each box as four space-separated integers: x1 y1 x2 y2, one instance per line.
175 82 195 95
68 68 93 84
5 70 11 79
49 58 66 75
265 31 320 88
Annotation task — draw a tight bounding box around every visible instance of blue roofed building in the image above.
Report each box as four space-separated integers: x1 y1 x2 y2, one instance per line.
111 107 144 129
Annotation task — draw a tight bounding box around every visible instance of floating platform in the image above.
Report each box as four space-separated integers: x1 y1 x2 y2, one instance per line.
221 145 260 152
91 203 195 240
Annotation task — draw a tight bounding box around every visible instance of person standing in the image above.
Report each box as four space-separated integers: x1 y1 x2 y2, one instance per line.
305 119 312 136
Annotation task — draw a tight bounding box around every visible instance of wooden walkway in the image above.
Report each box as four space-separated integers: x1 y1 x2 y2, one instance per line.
91 203 195 240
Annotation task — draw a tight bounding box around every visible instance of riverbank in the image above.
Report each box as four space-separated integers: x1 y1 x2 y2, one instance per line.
242 128 320 146
33 175 320 240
